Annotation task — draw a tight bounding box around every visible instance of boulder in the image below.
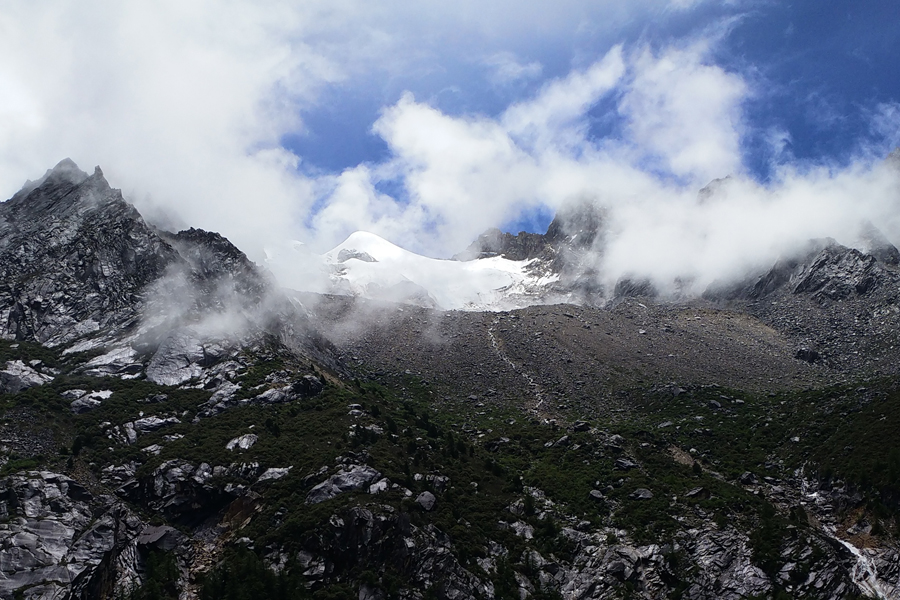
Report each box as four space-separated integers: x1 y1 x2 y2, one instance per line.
306 465 382 504
133 416 180 433
0 360 53 394
293 375 324 398
615 458 638 471
257 467 292 482
70 396 103 414
684 487 711 500
416 491 437 511
226 434 259 451
795 347 820 363
629 488 653 500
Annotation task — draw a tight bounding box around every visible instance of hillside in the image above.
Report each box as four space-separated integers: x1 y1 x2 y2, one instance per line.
2 161 900 600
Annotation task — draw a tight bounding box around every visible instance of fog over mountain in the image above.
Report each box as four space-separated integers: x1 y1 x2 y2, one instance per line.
4 4 900 599
2 2 899 299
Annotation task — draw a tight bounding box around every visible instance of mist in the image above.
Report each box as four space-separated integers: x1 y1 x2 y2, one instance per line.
1 1 899 309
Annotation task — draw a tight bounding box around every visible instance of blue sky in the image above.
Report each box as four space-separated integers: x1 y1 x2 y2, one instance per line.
285 0 900 236
1 0 899 285
285 0 900 173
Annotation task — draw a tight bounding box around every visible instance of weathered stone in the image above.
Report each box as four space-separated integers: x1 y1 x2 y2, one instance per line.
0 361 53 394
685 487 711 500
416 491 437 511
293 375 324 398
226 434 258 451
306 466 382 504
257 467 292 482
615 458 638 470
132 416 180 433
630 488 653 500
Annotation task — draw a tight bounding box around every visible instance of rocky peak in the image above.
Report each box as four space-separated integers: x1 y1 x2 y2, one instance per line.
453 228 549 262
159 227 271 304
544 198 606 249
455 199 606 264
706 236 900 303
0 160 180 345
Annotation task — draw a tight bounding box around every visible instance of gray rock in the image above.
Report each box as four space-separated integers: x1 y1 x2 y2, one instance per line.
685 487 710 500
132 416 180 433
630 488 653 500
226 434 258 451
70 397 102 414
0 471 145 599
258 467 292 482
145 330 206 386
292 375 324 398
615 458 638 470
0 360 53 394
416 491 437 511
136 526 183 551
255 387 290 404
795 347 820 363
306 465 382 504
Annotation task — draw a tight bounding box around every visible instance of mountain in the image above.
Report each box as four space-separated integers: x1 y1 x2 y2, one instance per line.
283 199 609 311
2 161 900 600
317 231 560 310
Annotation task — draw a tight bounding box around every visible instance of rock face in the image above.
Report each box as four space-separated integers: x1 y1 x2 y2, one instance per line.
454 199 608 298
708 237 900 303
0 159 338 388
0 471 145 600
0 360 53 394
306 465 382 504
278 505 495 600
0 160 179 345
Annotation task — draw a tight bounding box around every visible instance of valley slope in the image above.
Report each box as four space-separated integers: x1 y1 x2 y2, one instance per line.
2 161 900 600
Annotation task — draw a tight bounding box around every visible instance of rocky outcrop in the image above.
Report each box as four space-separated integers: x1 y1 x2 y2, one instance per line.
0 160 180 346
707 237 900 303
454 228 550 262
0 159 340 390
0 361 53 394
280 504 495 600
0 471 145 600
306 465 382 504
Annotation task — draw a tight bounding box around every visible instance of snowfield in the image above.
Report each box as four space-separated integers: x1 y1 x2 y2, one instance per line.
268 231 558 311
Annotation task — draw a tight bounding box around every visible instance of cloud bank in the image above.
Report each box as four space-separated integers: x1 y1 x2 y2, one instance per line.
0 1 899 300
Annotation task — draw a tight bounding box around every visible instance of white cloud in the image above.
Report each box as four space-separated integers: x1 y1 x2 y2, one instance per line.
3 0 899 306
484 52 543 85
870 102 900 151
619 41 746 184
302 32 900 300
0 0 699 264
503 46 626 151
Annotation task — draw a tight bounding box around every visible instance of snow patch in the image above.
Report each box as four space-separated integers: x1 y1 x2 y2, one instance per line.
274 231 557 311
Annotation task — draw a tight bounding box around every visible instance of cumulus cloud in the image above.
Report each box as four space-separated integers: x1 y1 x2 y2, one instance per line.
2 0 899 305
0 0 711 264
620 41 747 183
302 34 900 298
306 41 747 257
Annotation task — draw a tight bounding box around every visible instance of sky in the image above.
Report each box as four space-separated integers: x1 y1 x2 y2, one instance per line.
1 0 900 293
